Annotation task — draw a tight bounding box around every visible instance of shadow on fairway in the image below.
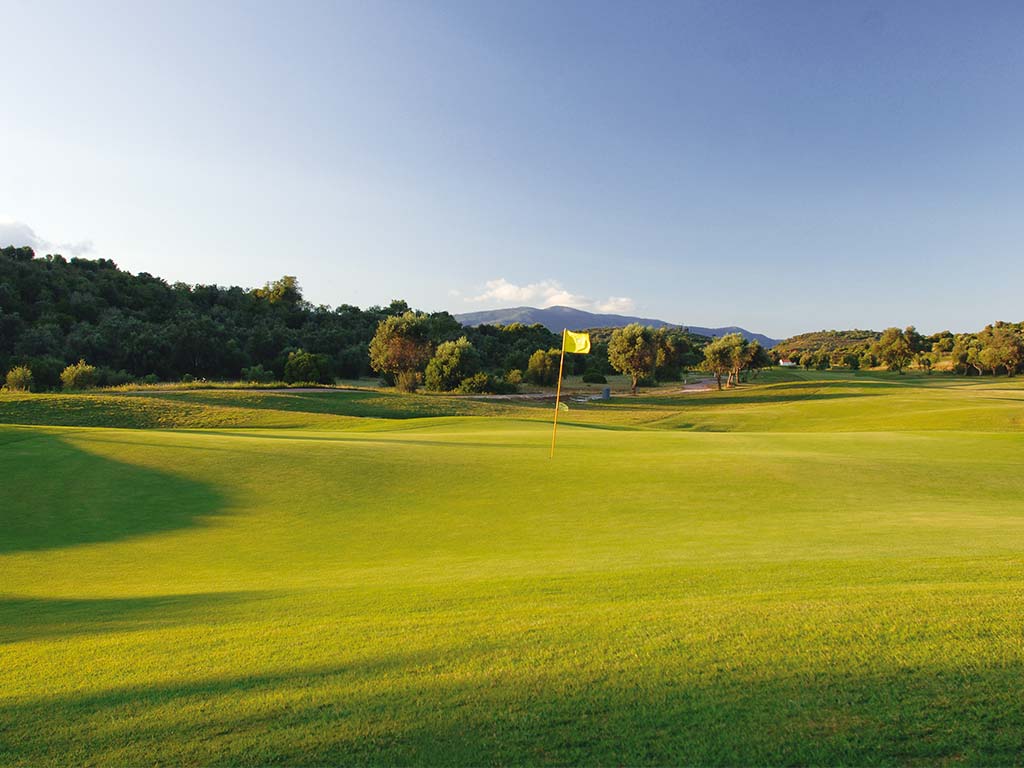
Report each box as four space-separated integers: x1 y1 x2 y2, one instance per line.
139 390 481 420
630 390 883 408
0 591 270 644
0 432 226 553
1 655 1021 765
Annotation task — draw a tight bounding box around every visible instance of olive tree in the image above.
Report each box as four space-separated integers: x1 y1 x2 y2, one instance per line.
608 323 657 395
368 311 434 392
874 327 913 374
425 336 480 391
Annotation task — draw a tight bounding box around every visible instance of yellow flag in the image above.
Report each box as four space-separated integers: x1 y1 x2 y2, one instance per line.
563 330 591 354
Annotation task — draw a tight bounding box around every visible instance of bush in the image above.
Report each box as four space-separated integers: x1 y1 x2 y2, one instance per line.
5 365 33 391
457 372 516 394
425 336 480 391
60 359 98 390
241 364 275 383
395 370 421 393
581 371 607 384
181 373 195 383
283 349 332 384
25 356 64 390
505 369 523 386
141 373 159 385
526 349 560 386
96 367 134 387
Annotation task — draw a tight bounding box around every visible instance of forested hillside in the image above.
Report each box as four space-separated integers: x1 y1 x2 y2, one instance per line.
774 330 881 356
0 246 558 387
774 324 1024 376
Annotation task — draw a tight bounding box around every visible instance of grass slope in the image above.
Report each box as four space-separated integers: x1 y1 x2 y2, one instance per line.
2 372 1024 765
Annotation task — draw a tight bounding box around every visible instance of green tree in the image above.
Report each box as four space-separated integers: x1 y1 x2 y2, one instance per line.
368 312 434 392
747 342 773 378
967 342 985 376
986 324 1024 376
950 336 972 375
4 365 32 391
874 327 913 374
978 346 1003 376
701 335 736 390
918 352 935 375
608 323 657 395
653 329 692 381
424 336 480 392
253 275 304 308
60 359 98 390
283 349 332 383
525 348 560 386
724 335 752 385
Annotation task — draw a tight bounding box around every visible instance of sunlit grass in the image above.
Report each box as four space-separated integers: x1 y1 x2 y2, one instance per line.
2 371 1024 764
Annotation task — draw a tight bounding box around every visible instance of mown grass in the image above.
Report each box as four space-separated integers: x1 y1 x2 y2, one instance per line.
2 371 1024 765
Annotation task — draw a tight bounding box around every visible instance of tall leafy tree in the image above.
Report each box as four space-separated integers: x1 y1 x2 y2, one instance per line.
874 327 913 374
368 311 434 391
701 335 735 390
608 323 657 395
424 336 480 392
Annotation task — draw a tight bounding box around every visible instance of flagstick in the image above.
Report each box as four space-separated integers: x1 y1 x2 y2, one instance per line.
550 329 567 458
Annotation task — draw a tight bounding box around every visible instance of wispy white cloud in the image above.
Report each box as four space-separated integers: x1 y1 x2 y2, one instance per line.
468 277 635 314
0 218 93 256
594 296 636 314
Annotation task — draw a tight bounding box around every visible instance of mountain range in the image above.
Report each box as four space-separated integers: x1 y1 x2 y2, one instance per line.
453 306 781 347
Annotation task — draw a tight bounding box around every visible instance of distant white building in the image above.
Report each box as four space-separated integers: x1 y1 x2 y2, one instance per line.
778 359 797 367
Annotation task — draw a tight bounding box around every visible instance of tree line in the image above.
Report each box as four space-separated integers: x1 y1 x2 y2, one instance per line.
3 247 712 393
774 324 1024 376
0 246 560 391
7 247 1018 394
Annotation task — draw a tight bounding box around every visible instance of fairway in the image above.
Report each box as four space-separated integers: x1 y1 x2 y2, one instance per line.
3 373 1024 765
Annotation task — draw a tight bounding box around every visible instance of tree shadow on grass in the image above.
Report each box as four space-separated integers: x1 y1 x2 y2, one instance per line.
628 391 883 408
139 390 483 420
1 652 1021 765
0 432 226 553
0 591 272 645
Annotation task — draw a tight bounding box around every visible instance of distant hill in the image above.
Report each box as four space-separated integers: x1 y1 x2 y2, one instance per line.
773 329 881 354
454 305 781 347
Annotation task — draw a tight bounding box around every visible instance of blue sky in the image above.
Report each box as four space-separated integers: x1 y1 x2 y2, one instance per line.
3 0 1022 337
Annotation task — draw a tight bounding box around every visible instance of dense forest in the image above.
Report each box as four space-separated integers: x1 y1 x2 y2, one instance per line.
0 246 561 388
1 246 710 392
3 246 1022 392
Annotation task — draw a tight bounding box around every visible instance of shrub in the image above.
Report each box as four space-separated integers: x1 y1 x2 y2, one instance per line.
505 369 523 386
25 356 64 390
395 370 421 393
283 349 332 384
526 349 560 386
456 373 517 394
581 371 607 384
241 364 275 383
60 359 98 390
95 367 134 387
141 373 159 385
425 336 480 391
181 373 196 383
5 365 33 392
